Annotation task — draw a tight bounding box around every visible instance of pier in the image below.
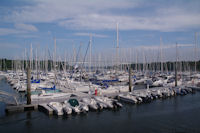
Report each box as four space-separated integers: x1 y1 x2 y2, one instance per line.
5 104 38 113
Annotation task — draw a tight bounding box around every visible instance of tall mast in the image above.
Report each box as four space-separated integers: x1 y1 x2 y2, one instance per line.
98 53 100 71
143 50 145 72
160 37 163 73
22 51 24 73
0 58 1 71
116 22 119 71
38 46 40 73
36 48 39 79
30 43 32 70
89 34 92 73
194 32 197 72
54 37 57 85
175 43 178 86
54 37 57 71
25 48 27 69
45 47 48 73
73 44 76 67
64 51 67 74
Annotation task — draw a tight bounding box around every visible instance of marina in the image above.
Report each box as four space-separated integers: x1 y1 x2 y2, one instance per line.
1 76 200 132
0 0 200 133
0 67 199 116
1 42 200 132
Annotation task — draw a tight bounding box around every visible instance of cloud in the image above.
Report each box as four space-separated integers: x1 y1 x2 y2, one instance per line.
0 28 26 36
74 32 108 38
14 23 38 32
59 13 200 31
4 0 137 23
3 0 200 32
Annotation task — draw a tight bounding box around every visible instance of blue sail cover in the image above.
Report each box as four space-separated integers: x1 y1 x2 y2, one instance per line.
102 79 119 82
92 81 109 89
31 79 40 83
41 85 56 90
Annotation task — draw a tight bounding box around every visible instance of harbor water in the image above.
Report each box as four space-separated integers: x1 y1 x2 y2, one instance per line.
0 77 200 133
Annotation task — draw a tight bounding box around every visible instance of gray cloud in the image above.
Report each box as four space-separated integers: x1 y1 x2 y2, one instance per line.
14 23 38 32
3 0 200 31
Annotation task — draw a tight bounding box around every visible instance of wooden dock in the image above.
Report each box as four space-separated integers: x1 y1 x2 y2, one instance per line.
5 104 38 113
5 103 55 116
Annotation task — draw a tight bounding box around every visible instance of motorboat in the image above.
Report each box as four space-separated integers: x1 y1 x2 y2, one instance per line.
112 99 123 108
63 101 72 115
81 98 98 110
94 96 114 109
79 101 89 112
67 99 81 114
48 102 63 116
118 93 138 104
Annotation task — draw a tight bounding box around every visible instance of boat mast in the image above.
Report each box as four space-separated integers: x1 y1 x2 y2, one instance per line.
54 38 57 71
64 51 67 74
98 53 101 71
116 22 119 72
30 43 33 70
0 58 1 71
25 48 27 69
143 50 145 72
54 37 57 85
36 48 38 79
89 34 92 73
45 47 47 73
22 51 24 74
135 50 138 71
175 43 178 87
73 44 76 67
160 37 163 73
194 32 197 72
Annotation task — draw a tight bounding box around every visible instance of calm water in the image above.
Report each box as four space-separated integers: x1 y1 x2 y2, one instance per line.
0 77 200 133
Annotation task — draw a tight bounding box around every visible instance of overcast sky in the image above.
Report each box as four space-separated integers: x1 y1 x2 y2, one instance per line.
0 0 199 61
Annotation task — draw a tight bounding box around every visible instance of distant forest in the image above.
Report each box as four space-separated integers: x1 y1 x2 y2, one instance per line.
0 58 200 72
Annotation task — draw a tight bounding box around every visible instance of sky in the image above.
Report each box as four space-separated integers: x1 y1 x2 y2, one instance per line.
0 0 200 62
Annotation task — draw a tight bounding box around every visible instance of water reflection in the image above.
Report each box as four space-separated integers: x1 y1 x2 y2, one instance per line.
25 111 32 132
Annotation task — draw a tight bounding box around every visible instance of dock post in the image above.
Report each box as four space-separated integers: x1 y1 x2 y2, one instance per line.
27 67 31 105
129 65 132 92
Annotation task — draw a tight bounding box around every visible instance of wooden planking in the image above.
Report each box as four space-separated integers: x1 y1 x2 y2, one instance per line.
5 104 38 113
